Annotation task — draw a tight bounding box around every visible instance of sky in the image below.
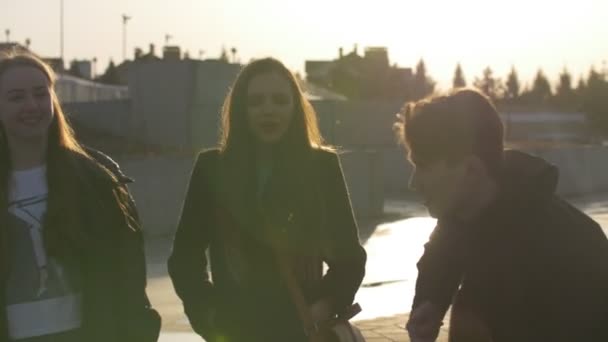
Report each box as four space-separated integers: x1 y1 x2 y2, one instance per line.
2 0 607 89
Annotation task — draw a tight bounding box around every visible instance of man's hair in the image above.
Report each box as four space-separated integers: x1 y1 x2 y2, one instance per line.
395 88 504 177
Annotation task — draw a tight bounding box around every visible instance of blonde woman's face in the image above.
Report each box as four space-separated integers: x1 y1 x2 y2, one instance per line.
0 66 54 143
246 72 295 144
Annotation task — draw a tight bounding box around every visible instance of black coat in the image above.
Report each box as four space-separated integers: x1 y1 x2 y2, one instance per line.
0 149 161 342
168 148 367 341
413 150 608 342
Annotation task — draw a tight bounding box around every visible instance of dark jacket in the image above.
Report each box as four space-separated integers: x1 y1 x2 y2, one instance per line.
0 149 161 342
168 148 367 341
413 150 608 342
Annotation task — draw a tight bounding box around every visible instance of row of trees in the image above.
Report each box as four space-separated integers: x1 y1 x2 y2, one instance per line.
411 61 608 135
451 63 607 109
402 60 607 108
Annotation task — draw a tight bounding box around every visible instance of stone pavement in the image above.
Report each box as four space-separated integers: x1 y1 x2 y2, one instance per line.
157 314 449 342
355 313 449 342
148 234 449 342
151 193 608 341
351 193 608 342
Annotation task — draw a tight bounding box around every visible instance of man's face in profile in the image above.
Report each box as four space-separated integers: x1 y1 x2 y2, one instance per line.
408 157 473 219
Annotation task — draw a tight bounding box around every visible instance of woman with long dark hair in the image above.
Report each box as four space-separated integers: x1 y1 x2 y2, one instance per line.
168 58 367 341
0 53 160 342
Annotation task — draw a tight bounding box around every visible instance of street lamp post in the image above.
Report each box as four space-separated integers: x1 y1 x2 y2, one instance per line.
122 14 131 61
92 57 97 79
60 0 64 60
4 29 10 43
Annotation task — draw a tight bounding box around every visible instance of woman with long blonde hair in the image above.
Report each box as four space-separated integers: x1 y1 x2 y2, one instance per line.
0 53 160 342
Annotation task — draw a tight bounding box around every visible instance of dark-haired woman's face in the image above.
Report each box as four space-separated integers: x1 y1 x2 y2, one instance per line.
246 71 295 144
0 66 54 144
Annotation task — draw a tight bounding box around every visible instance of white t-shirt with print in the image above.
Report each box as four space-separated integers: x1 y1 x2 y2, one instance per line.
5 165 83 340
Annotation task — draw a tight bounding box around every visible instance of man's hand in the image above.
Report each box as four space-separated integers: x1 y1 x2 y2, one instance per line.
406 301 444 342
310 298 333 323
309 299 338 342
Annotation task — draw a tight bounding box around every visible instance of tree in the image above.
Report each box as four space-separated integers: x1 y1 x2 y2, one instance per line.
556 68 573 96
576 76 587 106
473 66 503 101
504 66 520 102
97 60 120 85
530 69 552 104
453 63 466 89
576 77 586 93
554 68 576 109
412 59 436 100
581 67 608 136
518 84 533 104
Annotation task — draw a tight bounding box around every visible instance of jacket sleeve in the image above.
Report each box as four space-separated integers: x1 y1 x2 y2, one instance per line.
412 221 463 317
318 152 367 314
167 151 217 336
113 182 161 342
87 151 160 342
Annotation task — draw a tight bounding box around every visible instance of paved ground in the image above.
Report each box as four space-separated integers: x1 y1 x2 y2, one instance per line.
355 313 449 342
152 194 608 341
156 314 449 342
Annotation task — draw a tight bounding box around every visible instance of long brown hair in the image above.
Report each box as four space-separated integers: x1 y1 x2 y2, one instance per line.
217 57 328 240
0 53 105 263
219 57 324 157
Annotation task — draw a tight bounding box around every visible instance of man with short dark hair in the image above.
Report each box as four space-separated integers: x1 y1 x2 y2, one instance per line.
397 89 608 342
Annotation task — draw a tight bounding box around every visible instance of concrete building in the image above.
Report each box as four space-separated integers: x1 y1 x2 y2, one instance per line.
56 74 129 103
305 46 414 100
127 59 241 150
69 60 93 79
0 42 29 54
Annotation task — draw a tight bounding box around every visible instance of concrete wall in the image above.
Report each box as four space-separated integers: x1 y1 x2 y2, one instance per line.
117 146 608 235
66 100 131 136
56 74 129 103
189 62 241 150
67 97 594 154
338 150 384 220
312 101 593 150
129 61 194 148
312 99 402 148
500 111 590 143
118 155 196 235
527 146 608 196
381 147 412 195
128 60 241 150
117 151 383 235
378 145 608 198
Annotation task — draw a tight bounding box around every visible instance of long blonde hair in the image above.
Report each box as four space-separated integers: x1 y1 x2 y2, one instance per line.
0 52 94 262
0 52 88 155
